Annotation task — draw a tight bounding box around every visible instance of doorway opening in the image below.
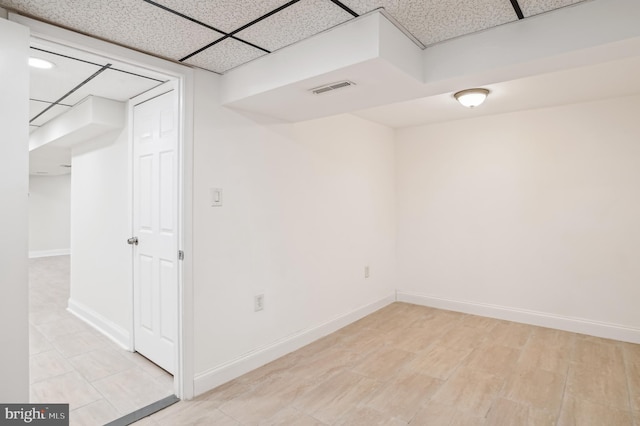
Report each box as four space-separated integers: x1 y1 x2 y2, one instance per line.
19 12 194 422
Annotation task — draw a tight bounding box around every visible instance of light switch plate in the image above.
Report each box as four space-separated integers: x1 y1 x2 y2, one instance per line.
210 188 223 207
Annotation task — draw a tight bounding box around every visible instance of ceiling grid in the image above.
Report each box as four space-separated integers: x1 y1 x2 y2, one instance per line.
1 0 590 133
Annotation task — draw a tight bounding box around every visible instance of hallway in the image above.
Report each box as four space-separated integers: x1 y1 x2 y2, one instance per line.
29 255 174 425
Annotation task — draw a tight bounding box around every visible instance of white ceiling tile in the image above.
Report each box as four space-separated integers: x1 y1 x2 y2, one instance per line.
342 0 518 45
29 100 72 126
518 0 587 17
152 0 292 33
2 0 223 61
109 63 170 83
29 49 102 103
338 0 395 15
235 0 352 52
30 104 71 127
29 100 54 121
184 38 267 73
64 68 164 105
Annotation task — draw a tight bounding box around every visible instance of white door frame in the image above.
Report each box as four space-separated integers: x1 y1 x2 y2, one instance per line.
11 12 195 400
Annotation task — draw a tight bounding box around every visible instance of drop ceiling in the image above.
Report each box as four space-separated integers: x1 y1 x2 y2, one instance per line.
25 41 170 175
1 0 587 75
28 42 168 133
7 0 639 174
4 0 590 138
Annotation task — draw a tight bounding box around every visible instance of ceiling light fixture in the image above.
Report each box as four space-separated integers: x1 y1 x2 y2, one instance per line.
28 57 55 69
454 88 489 108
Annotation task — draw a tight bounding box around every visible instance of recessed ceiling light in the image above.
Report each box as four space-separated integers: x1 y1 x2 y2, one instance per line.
454 88 489 108
29 57 55 69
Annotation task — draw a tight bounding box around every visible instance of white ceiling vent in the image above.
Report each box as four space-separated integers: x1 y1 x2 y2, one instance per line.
310 80 356 95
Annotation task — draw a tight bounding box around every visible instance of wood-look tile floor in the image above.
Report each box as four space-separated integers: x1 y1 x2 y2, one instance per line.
29 256 174 425
135 302 640 426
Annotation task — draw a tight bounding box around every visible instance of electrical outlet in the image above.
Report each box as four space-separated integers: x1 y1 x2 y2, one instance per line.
364 265 370 278
254 294 264 312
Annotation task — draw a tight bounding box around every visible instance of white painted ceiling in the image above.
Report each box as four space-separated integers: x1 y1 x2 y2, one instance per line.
354 54 640 128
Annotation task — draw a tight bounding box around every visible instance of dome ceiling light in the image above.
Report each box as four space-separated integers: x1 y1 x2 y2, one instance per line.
454 88 490 108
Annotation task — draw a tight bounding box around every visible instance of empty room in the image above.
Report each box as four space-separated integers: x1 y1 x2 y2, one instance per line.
1 0 639 425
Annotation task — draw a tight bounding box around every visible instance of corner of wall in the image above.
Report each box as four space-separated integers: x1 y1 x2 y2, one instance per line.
193 293 395 396
67 298 132 350
397 291 640 344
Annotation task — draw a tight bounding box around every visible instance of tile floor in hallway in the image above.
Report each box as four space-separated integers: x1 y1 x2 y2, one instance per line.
29 255 174 425
134 302 640 425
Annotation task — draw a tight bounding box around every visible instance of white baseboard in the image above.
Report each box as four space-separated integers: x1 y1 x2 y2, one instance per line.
397 290 640 344
29 248 70 258
67 299 132 350
193 293 396 396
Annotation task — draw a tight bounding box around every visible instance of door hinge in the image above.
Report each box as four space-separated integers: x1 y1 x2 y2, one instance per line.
178 250 184 261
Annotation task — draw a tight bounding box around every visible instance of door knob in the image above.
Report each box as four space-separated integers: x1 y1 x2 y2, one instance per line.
127 237 139 245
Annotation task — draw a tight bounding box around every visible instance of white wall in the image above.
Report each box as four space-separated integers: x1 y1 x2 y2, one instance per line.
396 95 640 341
192 69 396 392
29 174 71 257
68 129 132 346
0 17 30 402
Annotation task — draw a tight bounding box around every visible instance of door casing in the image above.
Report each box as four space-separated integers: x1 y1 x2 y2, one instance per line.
11 12 196 399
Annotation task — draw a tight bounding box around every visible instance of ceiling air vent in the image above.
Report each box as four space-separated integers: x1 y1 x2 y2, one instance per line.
310 80 356 95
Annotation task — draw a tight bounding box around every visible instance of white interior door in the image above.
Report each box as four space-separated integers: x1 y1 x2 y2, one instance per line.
132 84 179 374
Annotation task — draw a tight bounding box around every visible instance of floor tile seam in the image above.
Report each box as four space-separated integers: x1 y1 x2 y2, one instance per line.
28 355 78 385
79 363 140 386
216 399 273 425
69 396 120 418
67 344 130 361
619 347 636 416
405 339 440 357
74 374 122 412
494 394 563 426
90 366 158 392
282 405 327 425
382 379 445 423
289 373 377 415
480 380 515 421
28 366 77 386
567 359 628 379
146 400 205 423
558 393 636 422
348 356 416 384
567 358 629 384
511 328 535 366
396 355 449 383
564 364 632 410
423 345 476 384
566 393 634 413
34 327 82 344
111 362 167 383
64 392 107 414
556 335 576 416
